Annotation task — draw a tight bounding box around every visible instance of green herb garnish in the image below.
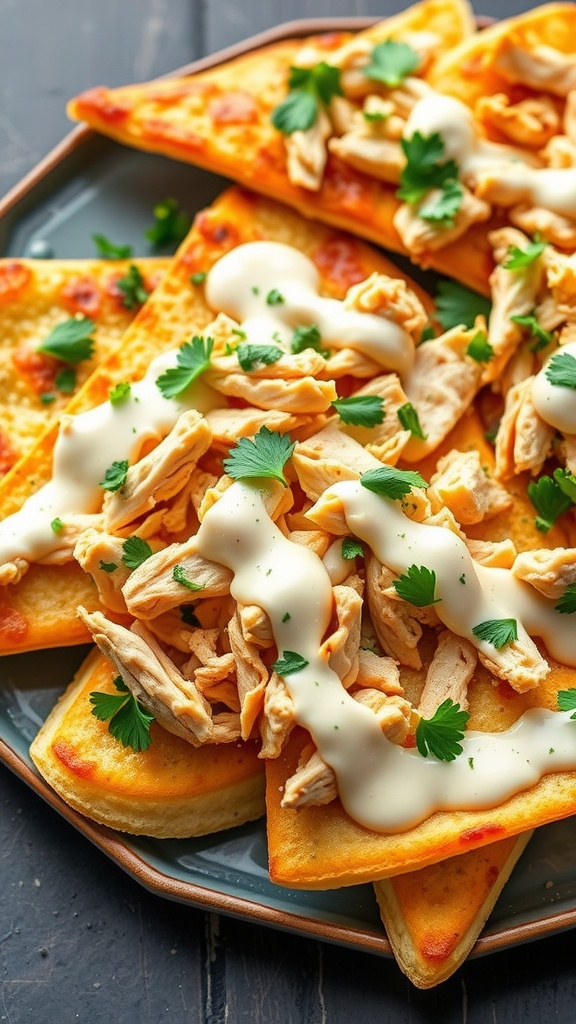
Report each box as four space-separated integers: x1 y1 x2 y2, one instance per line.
510 312 553 352
38 316 96 364
236 343 283 372
393 564 439 607
360 465 428 500
173 565 204 591
397 402 427 439
545 351 576 390
271 62 342 135
435 280 492 331
341 537 364 560
472 618 518 648
415 698 469 762
398 132 463 225
99 561 118 573
558 689 576 715
109 382 131 404
50 517 64 533
55 368 76 393
502 237 546 270
156 336 213 399
116 264 149 310
190 271 207 285
89 675 154 752
92 234 133 260
527 474 574 532
331 395 385 427
363 39 420 87
99 460 129 493
272 651 310 675
466 330 494 363
266 288 285 306
223 427 295 487
555 584 576 615
291 324 327 356
145 197 191 248
122 536 153 570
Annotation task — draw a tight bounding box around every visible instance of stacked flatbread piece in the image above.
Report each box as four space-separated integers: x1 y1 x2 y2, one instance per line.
3 0 576 989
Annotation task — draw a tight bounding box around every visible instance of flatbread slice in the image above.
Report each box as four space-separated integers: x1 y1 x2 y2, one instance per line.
0 186 432 655
373 831 533 988
30 646 265 837
0 257 168 473
65 0 497 294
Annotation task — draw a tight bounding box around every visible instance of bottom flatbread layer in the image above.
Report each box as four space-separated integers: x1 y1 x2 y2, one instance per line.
30 647 265 838
373 832 533 988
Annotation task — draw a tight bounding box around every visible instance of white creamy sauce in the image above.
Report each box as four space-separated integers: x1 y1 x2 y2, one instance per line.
205 241 415 376
0 352 216 566
404 93 576 220
532 339 576 434
193 479 576 832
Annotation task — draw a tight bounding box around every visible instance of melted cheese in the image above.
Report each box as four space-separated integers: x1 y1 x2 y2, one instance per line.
532 340 576 434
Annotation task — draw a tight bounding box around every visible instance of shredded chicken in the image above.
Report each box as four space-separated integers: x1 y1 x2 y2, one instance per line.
353 688 413 743
285 108 331 191
393 186 491 256
417 629 477 718
320 578 364 687
475 92 560 148
354 649 403 696
493 37 576 97
512 547 576 599
494 377 554 479
337 373 411 464
486 226 544 382
206 369 336 414
328 133 404 185
78 608 214 744
465 537 518 569
227 610 270 740
259 672 296 759
122 540 233 619
239 603 274 648
510 205 576 249
281 745 337 808
293 425 379 502
103 410 212 533
343 272 427 339
73 528 134 614
478 628 549 693
429 449 513 525
365 554 422 669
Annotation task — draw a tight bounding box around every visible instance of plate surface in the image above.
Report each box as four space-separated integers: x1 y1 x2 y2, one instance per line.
2 22 576 960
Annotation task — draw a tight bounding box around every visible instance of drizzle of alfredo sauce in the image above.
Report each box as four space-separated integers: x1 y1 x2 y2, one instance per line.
204 241 415 376
532 339 576 434
404 94 576 220
194 479 576 833
0 352 215 567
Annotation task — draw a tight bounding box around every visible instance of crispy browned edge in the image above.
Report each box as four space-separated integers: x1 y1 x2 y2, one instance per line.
7 12 562 963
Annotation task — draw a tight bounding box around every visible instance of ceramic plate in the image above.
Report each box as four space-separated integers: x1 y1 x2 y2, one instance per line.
2 18 576 960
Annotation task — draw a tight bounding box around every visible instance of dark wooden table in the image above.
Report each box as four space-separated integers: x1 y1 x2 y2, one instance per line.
1 1 574 1020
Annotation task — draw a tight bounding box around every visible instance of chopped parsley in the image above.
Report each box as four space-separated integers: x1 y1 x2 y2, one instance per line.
393 564 439 607
38 316 96 364
190 271 207 285
109 381 131 404
290 324 327 356
466 330 494 363
341 537 364 560
266 288 285 306
397 401 427 439
181 604 201 627
122 536 153 570
527 474 574 532
116 264 149 309
398 132 463 226
510 312 553 352
156 336 213 398
272 650 310 675
472 618 518 649
99 460 129 493
173 564 204 591
558 689 576 716
502 236 546 270
145 197 191 248
55 367 76 393
223 427 295 487
99 561 118 573
554 468 576 503
92 234 133 260
545 351 576 390
331 394 385 427
363 39 420 88
435 280 492 331
271 62 342 135
555 583 576 615
415 698 469 762
50 517 64 533
360 465 428 501
236 343 283 372
89 675 154 752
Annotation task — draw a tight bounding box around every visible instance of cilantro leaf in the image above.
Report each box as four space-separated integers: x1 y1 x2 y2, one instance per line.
558 689 576 714
363 39 420 87
99 460 129 493
272 650 310 675
471 618 518 648
223 427 295 487
89 676 154 752
398 132 462 226
331 395 385 427
393 564 439 607
341 537 364 560
503 237 546 270
173 565 204 591
545 351 576 390
417 179 464 228
554 468 576 503
435 280 492 331
145 197 191 248
116 264 149 310
109 381 131 404
510 312 553 352
360 465 428 500
466 330 494 363
181 604 201 627
156 336 213 399
122 536 153 570
397 402 427 439
99 561 118 573
527 475 574 532
266 288 285 306
291 324 327 355
236 343 283 372
38 317 96 364
55 368 76 392
92 234 133 260
415 698 469 762
555 583 576 615
271 62 343 135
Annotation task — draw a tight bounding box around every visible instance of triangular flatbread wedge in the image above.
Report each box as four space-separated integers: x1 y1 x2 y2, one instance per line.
66 0 499 294
373 831 533 988
0 257 168 474
30 646 265 837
